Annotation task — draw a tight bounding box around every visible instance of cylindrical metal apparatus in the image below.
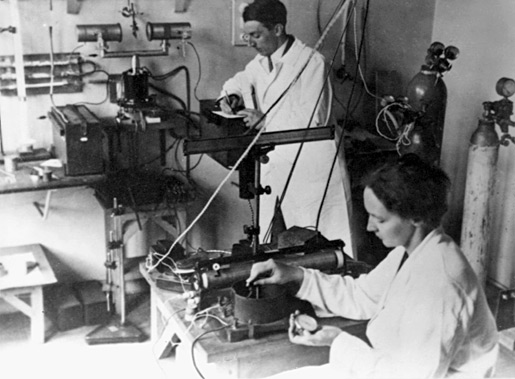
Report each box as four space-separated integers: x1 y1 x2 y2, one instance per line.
76 24 122 42
146 22 191 41
201 249 345 290
232 281 289 324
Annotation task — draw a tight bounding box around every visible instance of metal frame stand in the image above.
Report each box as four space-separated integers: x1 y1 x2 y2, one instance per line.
86 198 144 344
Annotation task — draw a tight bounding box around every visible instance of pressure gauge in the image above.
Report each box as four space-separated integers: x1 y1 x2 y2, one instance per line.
496 77 515 98
293 313 319 335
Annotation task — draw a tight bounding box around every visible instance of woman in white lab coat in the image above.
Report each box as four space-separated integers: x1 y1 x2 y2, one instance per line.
219 0 353 254
247 154 499 378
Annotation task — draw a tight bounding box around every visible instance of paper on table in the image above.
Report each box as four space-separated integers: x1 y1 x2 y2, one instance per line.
212 110 245 119
0 252 42 288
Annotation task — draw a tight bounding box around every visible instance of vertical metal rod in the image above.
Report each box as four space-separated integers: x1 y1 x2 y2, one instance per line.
105 230 114 314
253 154 261 255
112 199 127 325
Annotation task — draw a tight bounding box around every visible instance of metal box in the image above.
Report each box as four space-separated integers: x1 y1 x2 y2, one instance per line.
49 104 104 176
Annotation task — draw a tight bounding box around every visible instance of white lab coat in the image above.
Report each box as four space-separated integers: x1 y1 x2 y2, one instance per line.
276 228 498 378
221 38 353 254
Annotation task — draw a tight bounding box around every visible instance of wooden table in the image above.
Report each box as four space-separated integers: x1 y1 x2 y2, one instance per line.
0 244 57 343
140 262 368 378
0 160 104 220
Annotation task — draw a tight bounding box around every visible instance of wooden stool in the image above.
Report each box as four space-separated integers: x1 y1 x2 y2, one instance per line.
0 244 57 344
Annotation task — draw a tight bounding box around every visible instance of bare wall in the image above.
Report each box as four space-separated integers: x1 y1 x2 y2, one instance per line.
434 0 515 288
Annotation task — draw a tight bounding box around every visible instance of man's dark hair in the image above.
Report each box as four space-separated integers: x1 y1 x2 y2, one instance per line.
363 153 451 229
243 0 287 30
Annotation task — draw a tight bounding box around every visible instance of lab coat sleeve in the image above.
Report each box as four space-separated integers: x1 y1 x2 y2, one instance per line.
327 282 468 378
296 249 401 319
220 70 253 106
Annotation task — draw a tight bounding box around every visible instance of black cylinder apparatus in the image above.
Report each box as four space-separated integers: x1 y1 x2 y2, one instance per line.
146 22 191 41
77 24 123 42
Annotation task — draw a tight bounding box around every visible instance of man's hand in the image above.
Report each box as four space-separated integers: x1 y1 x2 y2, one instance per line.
237 109 265 130
288 312 342 347
246 259 303 287
220 94 243 115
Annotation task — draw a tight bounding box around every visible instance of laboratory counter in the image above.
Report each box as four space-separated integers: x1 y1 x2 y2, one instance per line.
140 262 368 378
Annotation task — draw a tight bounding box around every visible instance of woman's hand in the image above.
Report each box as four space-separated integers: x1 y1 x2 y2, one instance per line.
237 109 265 130
246 259 303 287
288 312 342 347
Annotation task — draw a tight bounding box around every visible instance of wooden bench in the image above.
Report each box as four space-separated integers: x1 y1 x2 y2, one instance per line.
0 244 57 343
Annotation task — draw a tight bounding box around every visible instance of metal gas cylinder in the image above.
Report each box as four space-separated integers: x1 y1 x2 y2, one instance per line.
403 42 459 164
461 78 515 286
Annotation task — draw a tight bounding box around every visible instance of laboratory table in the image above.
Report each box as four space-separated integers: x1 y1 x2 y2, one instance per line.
140 262 368 378
0 160 104 194
0 160 105 219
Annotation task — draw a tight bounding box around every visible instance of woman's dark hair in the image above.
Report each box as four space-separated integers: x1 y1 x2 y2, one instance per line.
243 0 287 30
363 154 451 229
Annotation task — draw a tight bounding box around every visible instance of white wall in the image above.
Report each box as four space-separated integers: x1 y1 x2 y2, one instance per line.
434 0 515 288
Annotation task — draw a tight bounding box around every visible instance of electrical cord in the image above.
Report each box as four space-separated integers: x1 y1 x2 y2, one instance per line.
263 0 355 242
189 312 230 379
353 1 380 100
150 65 191 112
186 41 203 102
315 0 370 234
73 70 111 106
149 83 187 111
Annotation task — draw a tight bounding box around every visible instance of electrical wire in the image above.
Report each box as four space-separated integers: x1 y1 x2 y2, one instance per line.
186 41 203 102
375 102 403 140
149 83 187 111
190 320 230 379
353 2 380 100
315 0 369 233
263 0 355 242
150 65 191 111
73 69 111 106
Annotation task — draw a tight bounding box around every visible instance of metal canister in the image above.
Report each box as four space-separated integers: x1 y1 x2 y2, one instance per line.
232 280 288 325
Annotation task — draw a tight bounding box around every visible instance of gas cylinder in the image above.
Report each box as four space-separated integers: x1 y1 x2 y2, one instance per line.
460 78 515 287
403 42 459 164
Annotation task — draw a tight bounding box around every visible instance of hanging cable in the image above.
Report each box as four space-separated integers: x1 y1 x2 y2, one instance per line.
353 2 380 100
263 0 356 242
315 0 370 234
186 41 203 102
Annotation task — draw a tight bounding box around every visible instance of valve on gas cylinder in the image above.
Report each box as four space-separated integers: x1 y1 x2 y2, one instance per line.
483 77 515 146
375 42 460 165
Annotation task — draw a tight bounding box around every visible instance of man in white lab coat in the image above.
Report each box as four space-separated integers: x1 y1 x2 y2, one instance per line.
219 0 353 254
247 154 499 378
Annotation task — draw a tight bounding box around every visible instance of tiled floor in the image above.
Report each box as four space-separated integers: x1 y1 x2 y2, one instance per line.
2 291 515 378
